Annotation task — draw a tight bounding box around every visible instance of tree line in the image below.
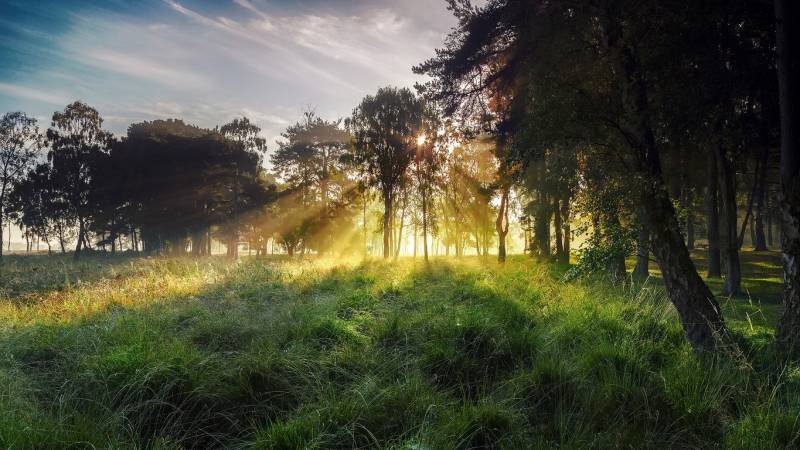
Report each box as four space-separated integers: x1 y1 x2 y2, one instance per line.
413 0 799 355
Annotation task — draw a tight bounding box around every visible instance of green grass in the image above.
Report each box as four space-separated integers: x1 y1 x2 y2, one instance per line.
0 252 798 449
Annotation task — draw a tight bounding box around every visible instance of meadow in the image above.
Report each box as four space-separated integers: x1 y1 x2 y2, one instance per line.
0 252 797 449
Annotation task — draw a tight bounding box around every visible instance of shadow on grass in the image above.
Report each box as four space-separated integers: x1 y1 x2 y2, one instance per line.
1 254 798 449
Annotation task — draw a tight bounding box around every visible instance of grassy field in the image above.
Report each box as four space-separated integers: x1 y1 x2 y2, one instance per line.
0 252 798 449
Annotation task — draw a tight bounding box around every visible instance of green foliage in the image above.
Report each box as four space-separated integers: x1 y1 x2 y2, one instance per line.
0 254 796 448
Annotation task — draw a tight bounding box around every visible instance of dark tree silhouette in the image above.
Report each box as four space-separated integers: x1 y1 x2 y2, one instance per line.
350 87 423 259
0 112 42 260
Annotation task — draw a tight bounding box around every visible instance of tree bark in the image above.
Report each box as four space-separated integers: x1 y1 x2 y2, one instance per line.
717 145 742 296
0 207 4 260
738 156 763 249
768 211 774 248
755 150 769 251
496 187 509 263
561 200 570 264
603 13 727 351
707 151 722 277
533 191 551 258
774 0 800 355
422 190 429 262
383 192 392 259
554 195 564 262
74 218 84 261
686 198 695 251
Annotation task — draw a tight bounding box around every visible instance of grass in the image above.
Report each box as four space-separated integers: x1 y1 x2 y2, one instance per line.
0 251 797 449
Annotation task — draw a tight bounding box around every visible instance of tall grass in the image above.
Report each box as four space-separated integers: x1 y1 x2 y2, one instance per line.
0 254 797 448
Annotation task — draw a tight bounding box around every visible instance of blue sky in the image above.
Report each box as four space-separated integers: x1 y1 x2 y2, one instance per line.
0 0 455 144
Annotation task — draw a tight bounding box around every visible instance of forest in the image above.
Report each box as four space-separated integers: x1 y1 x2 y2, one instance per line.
0 0 798 448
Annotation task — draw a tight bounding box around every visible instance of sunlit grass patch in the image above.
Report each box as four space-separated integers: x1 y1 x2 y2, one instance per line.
0 252 795 448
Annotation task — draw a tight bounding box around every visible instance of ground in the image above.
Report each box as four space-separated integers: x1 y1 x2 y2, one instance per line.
0 251 797 449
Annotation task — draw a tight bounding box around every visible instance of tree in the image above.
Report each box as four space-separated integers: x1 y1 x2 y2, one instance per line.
0 112 42 260
350 87 423 259
411 107 445 262
220 117 267 258
271 112 352 255
46 102 111 260
114 119 274 256
415 0 738 351
774 0 800 355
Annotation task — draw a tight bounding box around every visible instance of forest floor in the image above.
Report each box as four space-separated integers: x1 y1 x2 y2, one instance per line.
0 252 797 449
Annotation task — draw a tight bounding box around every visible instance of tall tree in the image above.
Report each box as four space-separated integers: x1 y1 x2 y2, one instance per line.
350 87 423 258
0 112 42 260
416 0 733 351
271 112 352 255
220 117 267 258
411 108 445 262
774 0 800 354
46 102 111 260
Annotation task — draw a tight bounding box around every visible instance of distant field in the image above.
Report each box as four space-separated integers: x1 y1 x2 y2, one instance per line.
0 253 797 449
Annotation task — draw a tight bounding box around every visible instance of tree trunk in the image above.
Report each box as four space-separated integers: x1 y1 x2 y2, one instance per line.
717 145 742 296
755 150 769 251
0 208 4 260
738 156 762 249
363 194 369 259
533 192 551 258
686 198 695 251
413 221 417 259
768 211 774 248
775 0 800 355
74 218 84 261
496 187 509 263
561 200 571 264
394 194 406 259
383 192 392 259
422 192 429 262
554 196 564 262
707 151 722 278
603 14 727 351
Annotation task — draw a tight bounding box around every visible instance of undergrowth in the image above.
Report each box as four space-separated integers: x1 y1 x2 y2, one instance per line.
0 253 797 449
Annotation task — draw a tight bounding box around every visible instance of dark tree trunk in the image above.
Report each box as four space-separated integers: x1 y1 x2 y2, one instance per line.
383 192 392 259
755 150 769 251
561 200 570 264
775 0 800 355
496 187 509 263
533 191 551 258
0 206 4 260
606 214 627 283
717 145 742 296
554 196 564 261
74 218 84 261
738 156 763 249
603 13 726 351
686 199 695 251
707 151 722 278
768 211 774 248
422 192 429 262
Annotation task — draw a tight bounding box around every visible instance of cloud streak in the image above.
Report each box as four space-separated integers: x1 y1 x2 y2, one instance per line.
0 82 69 105
0 0 455 144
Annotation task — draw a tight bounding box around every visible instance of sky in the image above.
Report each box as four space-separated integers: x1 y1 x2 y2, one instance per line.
0 0 456 144
0 0 456 246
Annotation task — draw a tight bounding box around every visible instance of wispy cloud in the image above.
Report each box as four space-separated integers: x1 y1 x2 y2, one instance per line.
0 82 69 105
0 0 455 141
80 50 211 90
